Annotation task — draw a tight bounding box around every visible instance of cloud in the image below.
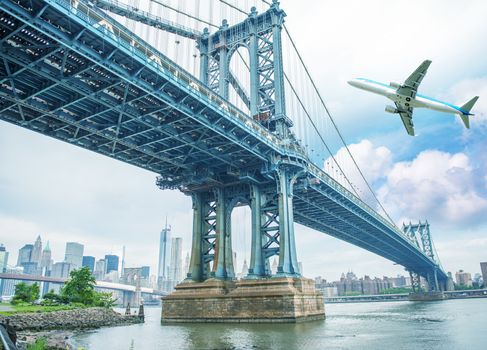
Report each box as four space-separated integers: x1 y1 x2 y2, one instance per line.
378 150 487 225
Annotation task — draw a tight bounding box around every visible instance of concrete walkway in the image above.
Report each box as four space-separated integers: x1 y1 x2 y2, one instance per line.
0 304 13 312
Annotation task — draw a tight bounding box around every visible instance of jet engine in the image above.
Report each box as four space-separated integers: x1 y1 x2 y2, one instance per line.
385 105 398 114
389 82 401 89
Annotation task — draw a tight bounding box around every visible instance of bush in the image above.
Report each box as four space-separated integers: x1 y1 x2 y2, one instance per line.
26 337 47 350
12 282 40 305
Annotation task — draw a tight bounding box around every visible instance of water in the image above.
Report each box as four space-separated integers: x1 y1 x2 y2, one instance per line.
72 299 487 349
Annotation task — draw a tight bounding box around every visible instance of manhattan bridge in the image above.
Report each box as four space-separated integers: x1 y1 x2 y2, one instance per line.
0 0 450 321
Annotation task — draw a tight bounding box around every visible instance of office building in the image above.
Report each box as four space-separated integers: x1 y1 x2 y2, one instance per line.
157 224 171 283
141 266 150 279
82 256 96 273
455 270 473 287
169 237 183 283
23 262 41 276
40 241 53 272
480 262 487 288
0 266 24 296
64 242 84 270
17 244 33 266
94 259 106 280
0 245 8 273
31 235 43 265
51 262 71 279
105 255 119 274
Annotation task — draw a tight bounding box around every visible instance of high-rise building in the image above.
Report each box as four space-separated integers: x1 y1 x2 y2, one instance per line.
51 262 71 279
40 241 53 272
23 262 41 275
94 259 106 280
17 244 33 266
0 244 8 273
141 266 150 279
31 235 43 265
169 237 183 283
64 242 84 270
0 266 24 296
157 224 171 282
82 256 96 273
480 262 487 288
105 255 119 274
183 252 190 277
455 270 473 287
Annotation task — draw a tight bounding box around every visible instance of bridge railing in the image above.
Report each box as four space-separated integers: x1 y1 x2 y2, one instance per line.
48 0 307 157
307 162 409 240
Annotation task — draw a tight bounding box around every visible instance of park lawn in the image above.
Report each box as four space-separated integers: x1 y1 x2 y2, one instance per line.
0 303 78 315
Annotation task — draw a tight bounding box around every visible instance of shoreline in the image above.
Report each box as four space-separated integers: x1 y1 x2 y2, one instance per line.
1 307 143 349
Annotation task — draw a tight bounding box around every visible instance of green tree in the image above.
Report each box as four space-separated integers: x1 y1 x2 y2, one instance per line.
61 267 96 305
12 282 40 304
60 267 115 307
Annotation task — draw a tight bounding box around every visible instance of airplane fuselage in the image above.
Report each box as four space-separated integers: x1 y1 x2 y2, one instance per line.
348 78 468 115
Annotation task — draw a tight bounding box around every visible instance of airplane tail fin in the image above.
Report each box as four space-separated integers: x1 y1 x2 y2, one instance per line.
459 96 479 129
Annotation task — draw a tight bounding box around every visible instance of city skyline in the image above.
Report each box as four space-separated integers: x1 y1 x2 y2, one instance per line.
0 0 486 281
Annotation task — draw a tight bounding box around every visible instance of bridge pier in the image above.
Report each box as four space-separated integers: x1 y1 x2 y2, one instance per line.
162 169 324 323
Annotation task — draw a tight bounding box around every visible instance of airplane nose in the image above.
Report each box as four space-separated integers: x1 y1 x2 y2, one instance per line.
348 80 359 87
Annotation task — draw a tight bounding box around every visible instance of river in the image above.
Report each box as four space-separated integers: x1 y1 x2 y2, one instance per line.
72 298 487 349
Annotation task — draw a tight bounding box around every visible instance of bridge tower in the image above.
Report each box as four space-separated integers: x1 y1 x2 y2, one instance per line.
160 1 324 322
403 221 450 300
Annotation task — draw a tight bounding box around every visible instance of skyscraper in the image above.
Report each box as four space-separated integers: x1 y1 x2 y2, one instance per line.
104 255 119 274
40 241 53 272
31 235 42 265
141 266 150 279
94 259 106 280
481 262 487 288
17 244 33 267
64 242 84 270
0 245 9 273
51 262 71 279
169 237 183 283
157 223 171 282
82 256 96 273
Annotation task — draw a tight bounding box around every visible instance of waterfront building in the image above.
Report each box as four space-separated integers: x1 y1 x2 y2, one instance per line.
40 241 53 272
82 256 96 273
51 262 71 279
0 266 24 296
17 244 33 266
104 270 119 283
94 259 106 280
31 235 42 265
455 270 473 287
64 242 84 270
0 244 8 273
105 254 119 274
481 262 487 288
157 224 171 287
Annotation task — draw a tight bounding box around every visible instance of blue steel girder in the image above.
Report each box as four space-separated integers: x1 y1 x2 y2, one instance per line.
0 0 298 186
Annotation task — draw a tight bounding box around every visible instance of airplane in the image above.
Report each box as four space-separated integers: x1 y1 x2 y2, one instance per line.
348 60 479 136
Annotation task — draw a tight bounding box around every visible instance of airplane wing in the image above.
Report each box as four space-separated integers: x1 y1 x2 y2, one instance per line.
395 102 415 136
397 60 432 98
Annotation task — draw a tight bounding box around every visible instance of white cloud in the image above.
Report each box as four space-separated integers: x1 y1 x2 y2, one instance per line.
379 150 487 225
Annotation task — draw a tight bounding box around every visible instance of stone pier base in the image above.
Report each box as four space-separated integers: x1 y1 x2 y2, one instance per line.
408 291 446 301
161 277 325 323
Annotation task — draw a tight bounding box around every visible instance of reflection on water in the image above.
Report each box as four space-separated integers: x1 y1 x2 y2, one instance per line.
72 299 487 350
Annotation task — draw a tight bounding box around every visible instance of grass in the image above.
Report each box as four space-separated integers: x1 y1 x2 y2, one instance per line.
0 303 78 316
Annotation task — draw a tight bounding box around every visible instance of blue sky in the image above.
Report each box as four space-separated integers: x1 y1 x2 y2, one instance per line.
0 0 486 281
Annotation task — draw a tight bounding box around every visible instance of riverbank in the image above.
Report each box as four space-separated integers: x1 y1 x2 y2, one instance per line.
1 307 143 349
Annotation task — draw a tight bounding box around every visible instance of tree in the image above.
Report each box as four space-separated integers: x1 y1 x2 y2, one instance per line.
12 282 40 304
61 267 96 305
59 267 115 307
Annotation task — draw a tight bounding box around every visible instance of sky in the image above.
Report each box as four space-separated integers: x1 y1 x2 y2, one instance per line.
1 0 486 282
